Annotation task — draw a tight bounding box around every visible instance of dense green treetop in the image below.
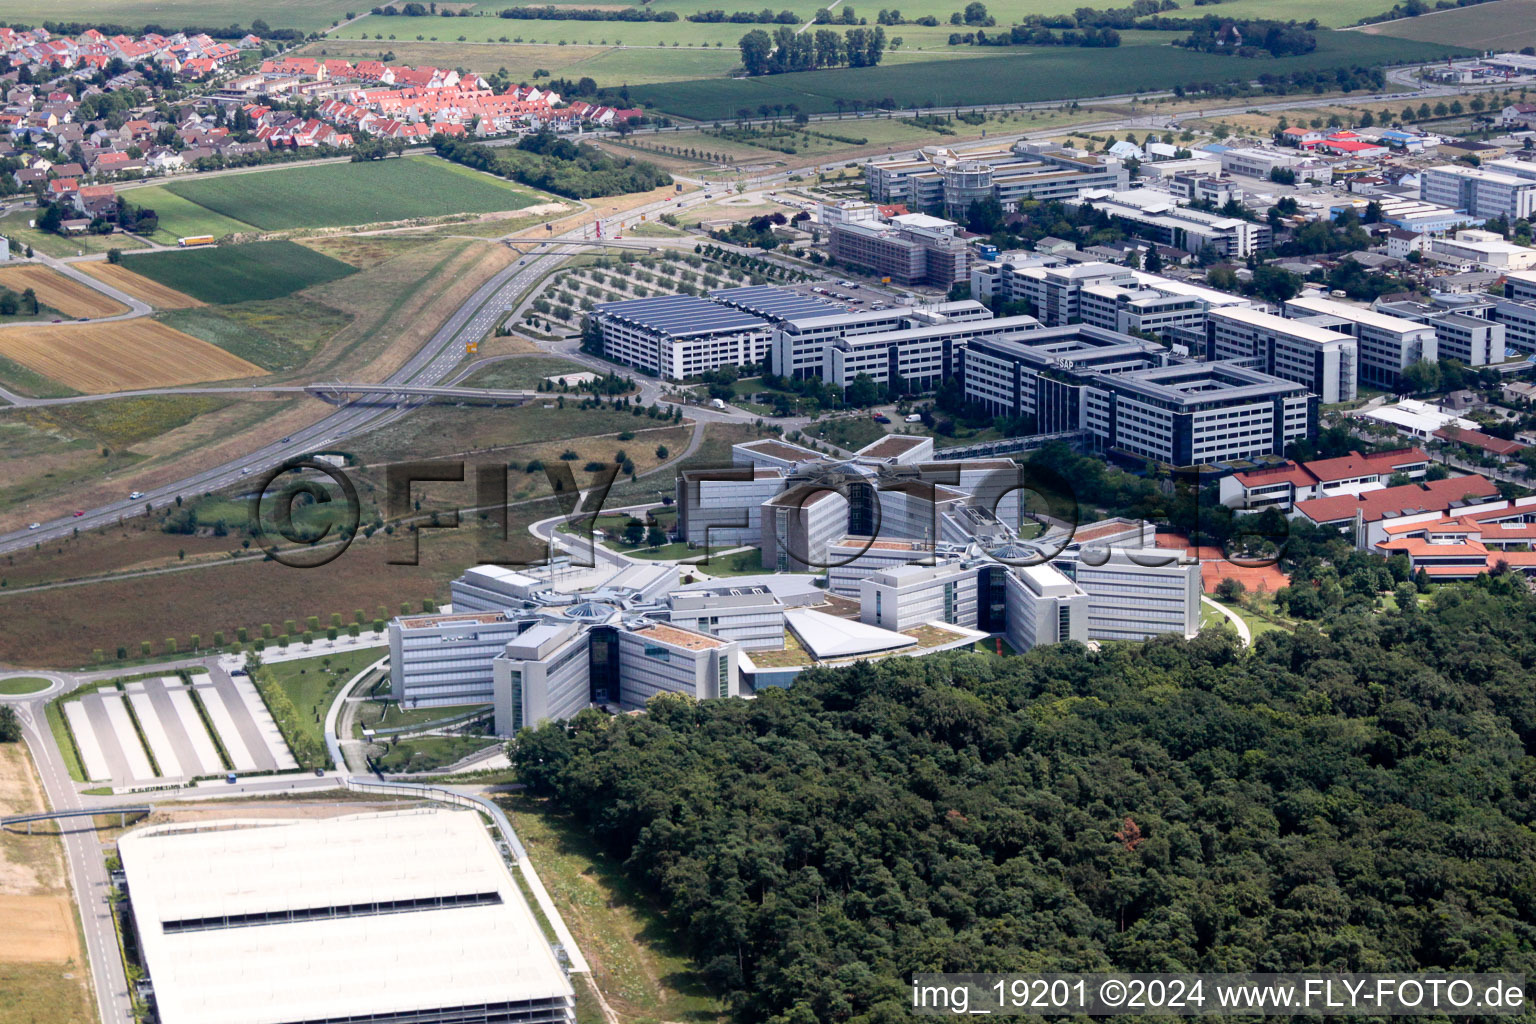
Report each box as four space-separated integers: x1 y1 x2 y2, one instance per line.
516 577 1536 1023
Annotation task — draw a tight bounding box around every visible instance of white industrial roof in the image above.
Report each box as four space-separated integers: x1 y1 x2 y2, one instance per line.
785 608 916 659
118 810 572 1024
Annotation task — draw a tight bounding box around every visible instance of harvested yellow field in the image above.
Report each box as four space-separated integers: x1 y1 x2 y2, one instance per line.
0 320 262 393
0 895 75 963
76 262 204 310
0 265 128 319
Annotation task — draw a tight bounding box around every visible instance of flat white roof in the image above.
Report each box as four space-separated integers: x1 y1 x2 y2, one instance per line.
1211 305 1355 344
1286 295 1434 336
119 810 572 1024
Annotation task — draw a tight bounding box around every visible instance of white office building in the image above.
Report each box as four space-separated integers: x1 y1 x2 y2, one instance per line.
588 294 772 380
770 300 990 380
1206 306 1359 404
1072 189 1270 258
451 565 548 612
1053 547 1202 641
616 622 740 707
1284 296 1438 390
389 611 525 708
820 313 1043 389
493 618 592 735
860 560 980 632
1003 562 1091 652
667 587 786 650
675 466 787 547
1421 164 1536 221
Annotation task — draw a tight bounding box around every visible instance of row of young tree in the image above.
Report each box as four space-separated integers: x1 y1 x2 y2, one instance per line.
513 574 1536 1023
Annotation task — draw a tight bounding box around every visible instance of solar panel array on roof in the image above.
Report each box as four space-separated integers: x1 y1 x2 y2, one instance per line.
710 284 847 322
593 294 769 337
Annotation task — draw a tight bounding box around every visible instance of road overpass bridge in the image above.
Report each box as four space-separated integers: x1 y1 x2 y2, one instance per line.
304 383 543 406
2 806 151 833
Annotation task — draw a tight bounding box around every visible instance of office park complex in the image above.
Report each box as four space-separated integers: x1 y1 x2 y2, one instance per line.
3 1 1536 1023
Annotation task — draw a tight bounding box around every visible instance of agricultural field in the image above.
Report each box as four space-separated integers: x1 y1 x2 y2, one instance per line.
76 262 204 310
122 186 253 244
0 266 128 319
137 156 545 239
121 241 358 305
0 320 262 393
0 0 353 32
628 29 1467 118
0 743 93 1024
159 300 353 372
1360 0 1536 49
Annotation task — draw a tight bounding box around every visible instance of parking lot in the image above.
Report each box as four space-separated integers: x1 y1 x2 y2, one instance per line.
61 669 296 788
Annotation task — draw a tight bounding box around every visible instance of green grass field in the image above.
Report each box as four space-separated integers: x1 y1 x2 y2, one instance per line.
259 647 385 755
628 29 1466 118
121 241 358 304
123 186 254 244
0 0 354 32
157 300 354 371
139 157 540 238
462 356 596 389
0 677 51 694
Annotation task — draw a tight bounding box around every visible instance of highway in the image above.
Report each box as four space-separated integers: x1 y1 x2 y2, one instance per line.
0 187 714 557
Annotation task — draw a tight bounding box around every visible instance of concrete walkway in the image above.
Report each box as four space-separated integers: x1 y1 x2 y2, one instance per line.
1201 595 1252 647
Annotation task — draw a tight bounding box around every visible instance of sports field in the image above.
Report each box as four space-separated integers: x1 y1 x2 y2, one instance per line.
76 262 204 309
1360 0 1536 49
142 157 541 237
121 240 358 305
628 29 1465 118
0 320 262 393
0 266 128 319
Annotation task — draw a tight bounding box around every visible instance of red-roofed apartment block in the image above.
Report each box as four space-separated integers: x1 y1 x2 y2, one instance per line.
1219 448 1431 511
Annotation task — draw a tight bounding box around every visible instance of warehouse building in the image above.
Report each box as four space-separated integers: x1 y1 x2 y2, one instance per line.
118 809 576 1024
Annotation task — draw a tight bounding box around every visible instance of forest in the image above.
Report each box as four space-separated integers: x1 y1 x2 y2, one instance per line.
515 578 1536 1023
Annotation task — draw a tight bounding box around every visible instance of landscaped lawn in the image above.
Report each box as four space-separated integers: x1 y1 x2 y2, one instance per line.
463 357 595 390
157 156 541 233
375 733 498 774
257 647 386 754
121 240 357 304
0 677 51 694
802 416 886 452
